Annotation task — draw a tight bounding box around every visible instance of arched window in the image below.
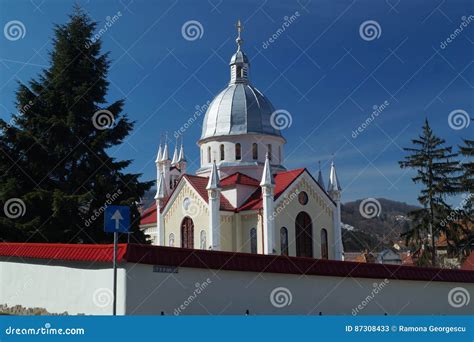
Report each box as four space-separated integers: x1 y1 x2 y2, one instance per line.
236 66 243 78
321 229 328 259
280 227 289 256
267 144 272 160
252 143 258 160
235 143 241 160
250 228 257 254
207 146 211 163
200 230 207 250
220 144 225 161
181 217 194 249
169 233 175 247
295 211 313 257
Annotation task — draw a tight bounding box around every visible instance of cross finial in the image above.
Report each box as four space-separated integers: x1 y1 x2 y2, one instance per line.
236 19 243 49
236 20 243 37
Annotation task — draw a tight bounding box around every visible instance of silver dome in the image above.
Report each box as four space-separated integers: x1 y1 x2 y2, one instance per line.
200 83 282 140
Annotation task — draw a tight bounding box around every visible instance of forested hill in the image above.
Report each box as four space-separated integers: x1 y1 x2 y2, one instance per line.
341 198 419 252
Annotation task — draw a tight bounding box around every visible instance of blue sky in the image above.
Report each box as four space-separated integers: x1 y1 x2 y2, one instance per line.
0 0 472 205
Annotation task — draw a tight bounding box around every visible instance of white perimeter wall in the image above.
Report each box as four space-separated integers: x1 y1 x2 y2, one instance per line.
0 258 126 315
1 257 472 316
125 263 474 315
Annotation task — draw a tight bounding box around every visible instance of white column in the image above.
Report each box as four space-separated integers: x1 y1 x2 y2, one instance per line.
262 185 275 254
155 199 165 246
208 188 221 250
206 161 221 250
333 196 343 261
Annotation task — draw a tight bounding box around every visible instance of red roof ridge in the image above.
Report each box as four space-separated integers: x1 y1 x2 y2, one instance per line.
220 172 260 187
2 242 473 283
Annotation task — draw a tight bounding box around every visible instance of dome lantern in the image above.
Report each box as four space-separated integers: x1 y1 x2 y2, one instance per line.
229 20 249 85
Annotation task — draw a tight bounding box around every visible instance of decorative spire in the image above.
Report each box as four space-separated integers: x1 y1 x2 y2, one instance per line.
154 172 166 200
236 19 243 51
178 141 186 162
260 153 274 186
171 137 179 165
317 161 325 189
327 161 341 192
155 144 162 163
206 160 221 190
161 134 170 161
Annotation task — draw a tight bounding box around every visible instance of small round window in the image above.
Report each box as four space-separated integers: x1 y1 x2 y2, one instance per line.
298 191 309 205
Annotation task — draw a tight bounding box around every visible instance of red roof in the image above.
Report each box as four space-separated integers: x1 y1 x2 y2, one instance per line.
220 172 260 187
140 174 235 225
184 175 234 211
1 242 473 283
461 253 474 271
238 168 307 211
0 243 127 263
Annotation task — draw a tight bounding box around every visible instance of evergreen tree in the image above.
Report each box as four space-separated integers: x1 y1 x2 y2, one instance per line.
449 139 474 258
0 7 152 243
459 139 474 194
399 119 459 267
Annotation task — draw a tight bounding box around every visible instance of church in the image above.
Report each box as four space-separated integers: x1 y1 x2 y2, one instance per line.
139 22 343 260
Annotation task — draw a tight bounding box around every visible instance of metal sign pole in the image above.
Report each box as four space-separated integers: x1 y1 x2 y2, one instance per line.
113 231 118 316
105 205 130 317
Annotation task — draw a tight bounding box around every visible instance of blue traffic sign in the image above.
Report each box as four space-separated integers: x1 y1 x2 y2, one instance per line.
104 206 130 233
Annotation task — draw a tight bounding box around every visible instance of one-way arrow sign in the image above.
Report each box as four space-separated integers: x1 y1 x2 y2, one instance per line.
104 206 130 233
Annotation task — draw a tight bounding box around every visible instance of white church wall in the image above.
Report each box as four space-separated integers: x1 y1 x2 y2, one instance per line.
125 262 474 315
221 184 257 208
0 258 127 315
197 134 285 179
273 172 335 258
163 180 210 249
239 213 259 253
219 214 234 252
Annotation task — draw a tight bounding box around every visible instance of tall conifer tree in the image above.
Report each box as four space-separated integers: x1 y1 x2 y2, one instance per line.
0 7 152 243
399 119 459 266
